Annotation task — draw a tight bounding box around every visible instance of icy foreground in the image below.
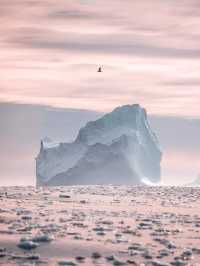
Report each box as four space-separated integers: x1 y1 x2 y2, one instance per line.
36 104 162 186
0 186 200 266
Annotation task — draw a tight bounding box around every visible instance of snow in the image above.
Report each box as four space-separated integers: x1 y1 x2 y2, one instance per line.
42 137 59 150
141 177 159 186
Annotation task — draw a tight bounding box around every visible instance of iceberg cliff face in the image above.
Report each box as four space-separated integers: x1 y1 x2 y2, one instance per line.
36 104 162 186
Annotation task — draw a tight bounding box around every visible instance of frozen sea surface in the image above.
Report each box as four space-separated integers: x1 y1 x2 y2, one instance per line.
0 185 200 265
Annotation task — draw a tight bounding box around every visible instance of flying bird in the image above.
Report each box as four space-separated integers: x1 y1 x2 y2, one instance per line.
98 66 102 72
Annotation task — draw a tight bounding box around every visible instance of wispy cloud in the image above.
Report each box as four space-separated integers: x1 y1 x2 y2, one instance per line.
1 0 200 116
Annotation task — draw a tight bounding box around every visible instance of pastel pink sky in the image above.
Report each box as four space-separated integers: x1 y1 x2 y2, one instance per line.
1 0 200 117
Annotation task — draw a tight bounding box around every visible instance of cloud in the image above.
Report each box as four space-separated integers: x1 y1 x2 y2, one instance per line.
163 78 200 87
5 29 200 59
1 0 200 117
48 9 105 20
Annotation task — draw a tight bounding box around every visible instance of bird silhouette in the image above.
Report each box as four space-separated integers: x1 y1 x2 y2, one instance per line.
98 66 102 72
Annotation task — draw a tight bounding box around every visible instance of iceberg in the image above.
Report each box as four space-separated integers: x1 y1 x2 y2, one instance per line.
36 104 162 186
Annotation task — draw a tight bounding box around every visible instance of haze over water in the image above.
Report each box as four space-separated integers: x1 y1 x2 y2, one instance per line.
0 103 199 186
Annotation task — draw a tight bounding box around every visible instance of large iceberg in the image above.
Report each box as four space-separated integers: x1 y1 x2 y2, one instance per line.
36 104 162 186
